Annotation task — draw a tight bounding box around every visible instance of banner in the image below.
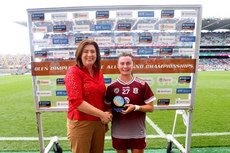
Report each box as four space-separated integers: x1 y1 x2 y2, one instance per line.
31 59 196 76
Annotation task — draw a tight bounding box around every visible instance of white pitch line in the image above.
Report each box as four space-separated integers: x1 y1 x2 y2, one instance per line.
1 132 230 141
146 116 166 137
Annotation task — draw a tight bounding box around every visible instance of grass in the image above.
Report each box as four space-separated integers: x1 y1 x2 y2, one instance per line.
0 71 230 151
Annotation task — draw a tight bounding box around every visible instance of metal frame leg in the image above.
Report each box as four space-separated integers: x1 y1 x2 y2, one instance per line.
185 110 193 153
36 112 44 153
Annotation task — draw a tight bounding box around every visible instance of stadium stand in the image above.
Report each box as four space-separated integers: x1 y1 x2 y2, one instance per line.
0 54 31 75
199 32 230 71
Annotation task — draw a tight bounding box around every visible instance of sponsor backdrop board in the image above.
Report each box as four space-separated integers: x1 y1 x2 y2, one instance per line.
27 5 201 112
27 5 202 153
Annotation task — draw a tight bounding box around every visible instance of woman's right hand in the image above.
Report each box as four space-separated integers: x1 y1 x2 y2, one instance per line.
100 111 113 124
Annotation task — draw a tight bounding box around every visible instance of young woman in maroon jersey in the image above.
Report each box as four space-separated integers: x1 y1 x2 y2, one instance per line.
105 52 156 153
65 39 112 153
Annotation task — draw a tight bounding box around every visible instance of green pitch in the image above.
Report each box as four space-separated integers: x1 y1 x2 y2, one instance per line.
0 71 230 151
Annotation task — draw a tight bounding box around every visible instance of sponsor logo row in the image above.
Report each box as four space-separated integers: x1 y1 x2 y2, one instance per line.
32 22 195 33
36 78 112 86
141 76 191 84
38 98 191 108
31 10 197 21
36 76 191 86
39 101 68 108
157 99 191 105
33 36 196 46
34 48 195 59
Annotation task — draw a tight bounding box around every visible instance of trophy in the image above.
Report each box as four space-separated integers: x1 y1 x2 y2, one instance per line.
112 95 127 113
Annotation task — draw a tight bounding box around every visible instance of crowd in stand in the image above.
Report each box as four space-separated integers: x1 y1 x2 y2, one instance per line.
198 58 230 71
201 32 230 46
0 54 30 70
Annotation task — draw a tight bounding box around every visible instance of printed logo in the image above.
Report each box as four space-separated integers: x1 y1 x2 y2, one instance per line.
157 99 170 105
56 90 68 96
56 78 65 85
124 97 130 104
75 36 88 44
31 13 44 21
94 37 112 44
115 36 133 43
137 49 153 55
104 78 112 84
116 49 133 55
96 11 109 19
175 99 191 105
51 13 67 20
34 51 47 58
178 76 191 83
114 88 119 94
137 24 154 31
73 25 90 32
160 48 173 55
39 101 51 107
36 91 52 96
181 11 197 17
94 24 111 31
161 10 174 18
73 12 89 19
139 35 152 43
156 88 172 94
37 80 51 85
116 11 133 18
178 48 195 55
117 23 131 31
159 24 175 30
140 77 153 84
133 88 139 94
53 25 67 33
158 36 175 43
52 38 69 45
138 11 154 17
56 101 69 107
101 48 110 56
176 88 192 94
33 39 49 46
52 51 69 57
157 77 173 84
32 27 47 33
180 36 196 42
182 23 195 30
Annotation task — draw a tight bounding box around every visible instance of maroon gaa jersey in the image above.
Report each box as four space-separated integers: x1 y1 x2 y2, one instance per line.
105 76 156 139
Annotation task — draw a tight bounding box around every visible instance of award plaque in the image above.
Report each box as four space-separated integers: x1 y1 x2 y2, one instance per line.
112 95 127 113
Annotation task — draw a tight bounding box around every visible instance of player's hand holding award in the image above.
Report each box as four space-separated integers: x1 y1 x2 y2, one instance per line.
112 95 127 113
121 104 136 114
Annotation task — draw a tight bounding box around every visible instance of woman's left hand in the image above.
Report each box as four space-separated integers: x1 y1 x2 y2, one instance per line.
121 104 135 114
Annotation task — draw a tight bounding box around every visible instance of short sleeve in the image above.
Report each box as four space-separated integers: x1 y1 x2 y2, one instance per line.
143 82 156 104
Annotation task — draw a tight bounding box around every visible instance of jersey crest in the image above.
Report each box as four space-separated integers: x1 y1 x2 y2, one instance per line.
133 88 139 94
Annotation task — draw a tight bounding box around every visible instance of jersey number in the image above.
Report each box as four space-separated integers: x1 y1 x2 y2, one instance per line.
122 88 130 94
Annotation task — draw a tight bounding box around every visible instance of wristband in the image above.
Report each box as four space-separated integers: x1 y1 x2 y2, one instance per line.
134 105 140 111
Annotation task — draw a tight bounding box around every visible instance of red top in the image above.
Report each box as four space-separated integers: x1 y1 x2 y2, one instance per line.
64 65 106 120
